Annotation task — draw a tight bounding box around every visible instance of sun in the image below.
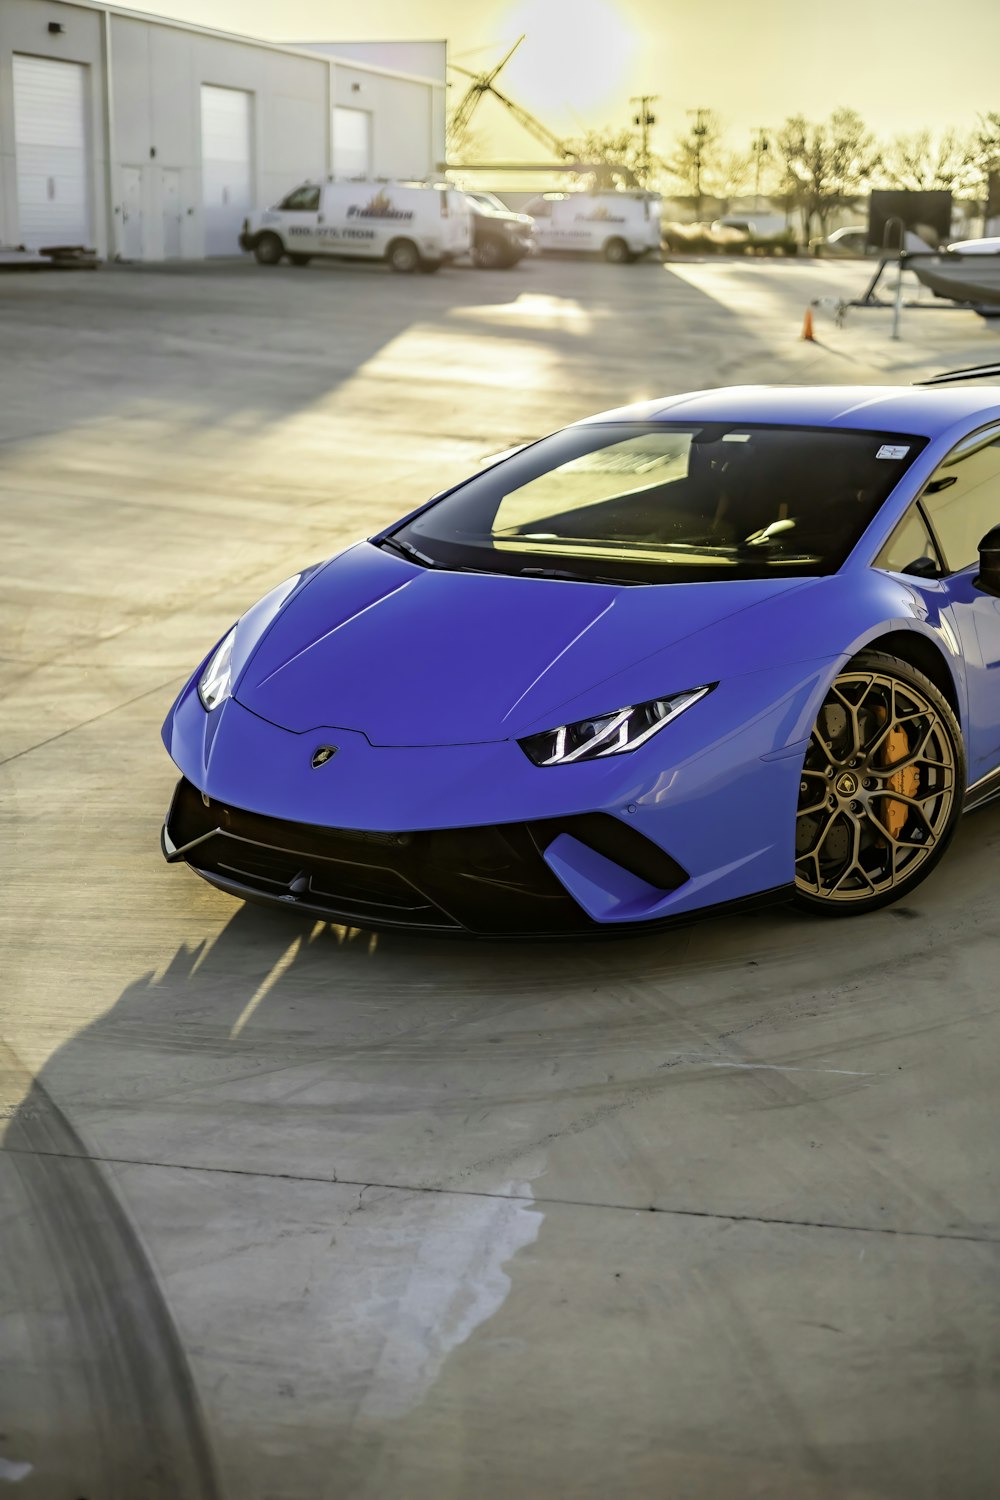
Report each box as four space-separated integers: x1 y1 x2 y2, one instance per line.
500 0 639 122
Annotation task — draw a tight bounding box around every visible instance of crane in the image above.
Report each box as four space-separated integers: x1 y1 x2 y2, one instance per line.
448 36 576 163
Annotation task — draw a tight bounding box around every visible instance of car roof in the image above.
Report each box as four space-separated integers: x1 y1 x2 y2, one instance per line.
578 385 1000 439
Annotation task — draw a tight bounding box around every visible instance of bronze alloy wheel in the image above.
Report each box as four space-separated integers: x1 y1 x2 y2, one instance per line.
794 650 964 914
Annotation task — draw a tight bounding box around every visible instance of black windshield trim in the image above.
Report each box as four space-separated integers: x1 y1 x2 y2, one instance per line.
391 423 928 587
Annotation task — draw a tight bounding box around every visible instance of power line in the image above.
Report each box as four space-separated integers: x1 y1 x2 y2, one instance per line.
630 95 658 187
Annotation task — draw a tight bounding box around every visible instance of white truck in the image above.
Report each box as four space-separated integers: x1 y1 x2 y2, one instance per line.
239 181 472 273
522 190 662 263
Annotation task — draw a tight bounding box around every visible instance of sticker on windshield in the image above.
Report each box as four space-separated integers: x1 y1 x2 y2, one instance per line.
876 444 910 459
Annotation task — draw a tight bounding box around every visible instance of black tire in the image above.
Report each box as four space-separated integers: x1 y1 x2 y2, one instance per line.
289 254 311 267
387 238 420 273
603 237 630 264
253 232 284 266
793 650 964 916
473 238 512 270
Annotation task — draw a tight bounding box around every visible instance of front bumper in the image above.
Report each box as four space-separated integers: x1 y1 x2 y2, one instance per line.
160 656 821 934
163 776 697 935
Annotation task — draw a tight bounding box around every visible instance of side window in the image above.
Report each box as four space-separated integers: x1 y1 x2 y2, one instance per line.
921 428 1000 571
875 505 941 576
279 186 320 212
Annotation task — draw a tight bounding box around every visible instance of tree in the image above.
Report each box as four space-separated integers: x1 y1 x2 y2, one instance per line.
974 113 1000 174
878 130 979 194
715 149 753 205
973 115 1000 222
776 108 879 239
665 110 723 211
564 126 645 188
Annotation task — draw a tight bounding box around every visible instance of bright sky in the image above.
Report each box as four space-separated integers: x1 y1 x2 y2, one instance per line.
135 0 1000 155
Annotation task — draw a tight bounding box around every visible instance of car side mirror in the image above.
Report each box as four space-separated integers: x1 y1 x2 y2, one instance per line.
976 525 1000 597
901 555 940 579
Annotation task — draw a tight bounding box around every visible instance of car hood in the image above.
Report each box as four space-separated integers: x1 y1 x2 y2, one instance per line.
234 542 820 745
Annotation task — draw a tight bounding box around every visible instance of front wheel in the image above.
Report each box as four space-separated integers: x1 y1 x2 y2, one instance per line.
253 232 284 266
794 651 964 915
603 237 630 264
473 238 513 269
387 238 420 273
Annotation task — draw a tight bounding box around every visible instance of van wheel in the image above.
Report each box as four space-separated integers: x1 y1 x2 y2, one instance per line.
473 238 510 269
289 254 311 267
603 237 630 264
253 233 284 266
387 239 420 273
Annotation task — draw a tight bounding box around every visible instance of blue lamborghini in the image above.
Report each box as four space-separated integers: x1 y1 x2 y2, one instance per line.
162 378 1000 935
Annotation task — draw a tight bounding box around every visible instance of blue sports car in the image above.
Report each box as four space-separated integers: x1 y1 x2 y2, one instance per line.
162 379 1000 934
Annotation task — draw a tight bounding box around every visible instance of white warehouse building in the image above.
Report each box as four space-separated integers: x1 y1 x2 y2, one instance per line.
0 0 447 260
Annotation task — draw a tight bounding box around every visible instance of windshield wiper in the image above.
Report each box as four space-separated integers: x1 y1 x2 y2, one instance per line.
378 535 441 568
519 566 639 585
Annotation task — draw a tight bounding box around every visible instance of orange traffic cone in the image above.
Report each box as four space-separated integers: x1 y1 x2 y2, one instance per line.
801 306 815 341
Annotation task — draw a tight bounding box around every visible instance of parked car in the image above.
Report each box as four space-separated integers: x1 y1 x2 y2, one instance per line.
464 194 536 269
523 190 662 263
239 180 471 273
811 226 871 257
711 213 787 238
162 376 1000 933
814 225 937 257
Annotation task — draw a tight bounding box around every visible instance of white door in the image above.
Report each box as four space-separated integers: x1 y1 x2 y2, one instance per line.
13 55 91 249
121 167 144 259
201 85 253 256
161 169 182 258
333 108 372 179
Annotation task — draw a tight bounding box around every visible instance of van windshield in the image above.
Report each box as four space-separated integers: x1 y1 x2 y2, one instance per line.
386 423 926 585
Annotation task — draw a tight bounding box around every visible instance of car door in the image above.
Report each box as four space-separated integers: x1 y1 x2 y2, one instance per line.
277 184 321 254
919 424 1000 786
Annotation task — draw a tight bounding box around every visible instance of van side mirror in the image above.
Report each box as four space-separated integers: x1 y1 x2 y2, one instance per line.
977 525 1000 597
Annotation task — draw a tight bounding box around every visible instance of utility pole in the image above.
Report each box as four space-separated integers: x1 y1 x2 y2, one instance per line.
630 95 658 187
752 127 770 207
688 108 710 219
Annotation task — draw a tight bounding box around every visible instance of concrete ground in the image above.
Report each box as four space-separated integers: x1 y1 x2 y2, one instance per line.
1 253 999 1499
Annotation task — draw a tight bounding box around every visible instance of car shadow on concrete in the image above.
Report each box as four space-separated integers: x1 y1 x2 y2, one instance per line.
2 795 999 1496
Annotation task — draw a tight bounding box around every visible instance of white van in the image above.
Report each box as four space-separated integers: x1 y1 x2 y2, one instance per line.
239 181 472 273
523 191 662 263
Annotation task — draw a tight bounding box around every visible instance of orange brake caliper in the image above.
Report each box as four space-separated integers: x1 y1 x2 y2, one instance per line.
881 723 919 839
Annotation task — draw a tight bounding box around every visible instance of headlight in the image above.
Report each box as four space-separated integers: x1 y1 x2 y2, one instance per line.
198 626 237 711
519 686 713 766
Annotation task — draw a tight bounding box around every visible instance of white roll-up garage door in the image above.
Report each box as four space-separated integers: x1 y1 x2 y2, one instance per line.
13 55 91 249
201 85 253 257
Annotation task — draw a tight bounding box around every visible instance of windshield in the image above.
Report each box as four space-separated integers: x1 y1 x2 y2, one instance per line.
387 423 927 585
470 192 508 213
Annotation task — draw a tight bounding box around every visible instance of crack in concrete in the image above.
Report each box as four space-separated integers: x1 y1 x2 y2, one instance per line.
0 675 186 767
3 1141 997 1247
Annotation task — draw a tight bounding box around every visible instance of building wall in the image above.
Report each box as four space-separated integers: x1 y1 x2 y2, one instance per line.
0 0 110 254
0 0 445 260
107 13 330 259
331 64 438 183
297 40 446 84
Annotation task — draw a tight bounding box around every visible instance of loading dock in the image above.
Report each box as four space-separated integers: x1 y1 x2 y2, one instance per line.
0 0 446 261
12 54 91 249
